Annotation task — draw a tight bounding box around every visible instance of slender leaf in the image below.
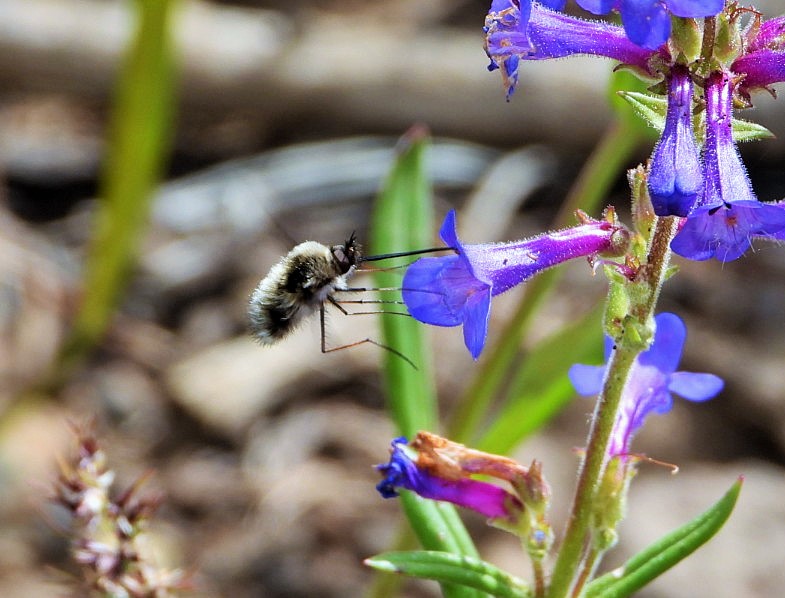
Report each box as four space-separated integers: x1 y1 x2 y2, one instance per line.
585 478 743 598
616 92 666 133
400 493 479 559
60 0 178 371
365 551 532 598
608 70 658 141
477 304 604 455
618 91 774 142
371 127 481 597
731 118 776 143
371 125 438 436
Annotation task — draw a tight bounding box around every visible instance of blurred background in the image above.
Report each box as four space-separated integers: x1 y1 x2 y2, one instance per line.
1 0 785 596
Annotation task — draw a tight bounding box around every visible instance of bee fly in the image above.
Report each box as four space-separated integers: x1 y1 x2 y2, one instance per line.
248 233 448 367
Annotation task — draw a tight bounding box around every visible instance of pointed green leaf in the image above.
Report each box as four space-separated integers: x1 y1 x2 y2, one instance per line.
365 551 533 598
616 91 665 134
477 305 604 455
617 91 773 143
585 477 743 598
609 71 659 141
731 118 775 143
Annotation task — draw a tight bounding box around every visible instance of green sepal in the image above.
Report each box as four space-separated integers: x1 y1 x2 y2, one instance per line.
618 92 774 143
365 551 533 598
669 18 702 63
585 477 743 598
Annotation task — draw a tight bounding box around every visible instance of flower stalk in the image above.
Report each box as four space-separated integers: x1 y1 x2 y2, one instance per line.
547 214 679 598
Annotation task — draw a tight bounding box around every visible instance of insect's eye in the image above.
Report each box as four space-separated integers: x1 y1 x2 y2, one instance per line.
332 245 353 274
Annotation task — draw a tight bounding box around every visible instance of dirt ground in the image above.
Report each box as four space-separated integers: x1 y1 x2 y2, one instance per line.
2 1 785 597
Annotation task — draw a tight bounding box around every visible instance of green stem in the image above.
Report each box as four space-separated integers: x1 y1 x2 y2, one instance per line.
56 0 178 379
546 216 678 598
447 117 644 444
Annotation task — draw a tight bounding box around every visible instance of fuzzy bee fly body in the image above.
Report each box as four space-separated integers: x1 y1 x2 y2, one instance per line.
248 234 360 343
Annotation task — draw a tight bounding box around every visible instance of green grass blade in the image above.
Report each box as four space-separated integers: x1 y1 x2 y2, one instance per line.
371 125 438 437
370 127 481 597
60 0 178 370
365 551 532 598
477 304 603 455
585 478 743 598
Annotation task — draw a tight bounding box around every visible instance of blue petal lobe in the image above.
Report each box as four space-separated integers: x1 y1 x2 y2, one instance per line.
668 372 724 402
575 0 615 14
439 209 460 249
462 287 492 360
569 363 606 395
619 0 670 49
666 0 724 18
403 256 468 326
638 312 685 373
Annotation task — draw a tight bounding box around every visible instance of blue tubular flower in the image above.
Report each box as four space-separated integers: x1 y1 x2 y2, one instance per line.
647 65 702 217
485 1 656 98
569 313 723 456
671 72 785 261
376 437 520 519
402 210 629 359
576 0 723 50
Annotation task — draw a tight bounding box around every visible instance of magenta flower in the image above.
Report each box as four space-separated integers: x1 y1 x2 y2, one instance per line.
647 65 702 217
670 72 785 261
575 0 723 50
402 210 629 359
732 16 785 100
569 313 723 456
376 437 520 519
485 0 656 98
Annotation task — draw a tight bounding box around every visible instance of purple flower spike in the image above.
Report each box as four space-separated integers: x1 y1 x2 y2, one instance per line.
485 1 656 98
576 0 723 50
376 437 517 519
403 210 629 359
671 72 785 261
569 313 723 456
648 65 702 217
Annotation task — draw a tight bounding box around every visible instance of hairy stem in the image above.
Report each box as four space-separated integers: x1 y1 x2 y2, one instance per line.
546 215 678 597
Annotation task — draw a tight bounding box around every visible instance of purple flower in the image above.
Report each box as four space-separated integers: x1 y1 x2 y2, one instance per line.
485 0 656 98
402 210 629 359
376 437 519 519
732 16 785 99
671 72 785 261
569 313 723 456
576 0 723 50
647 65 702 217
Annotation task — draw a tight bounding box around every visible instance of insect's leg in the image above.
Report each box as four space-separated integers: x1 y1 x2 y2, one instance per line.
321 299 417 369
328 295 410 317
322 337 418 370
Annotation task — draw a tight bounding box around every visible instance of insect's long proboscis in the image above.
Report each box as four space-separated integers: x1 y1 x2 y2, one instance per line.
359 246 455 263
